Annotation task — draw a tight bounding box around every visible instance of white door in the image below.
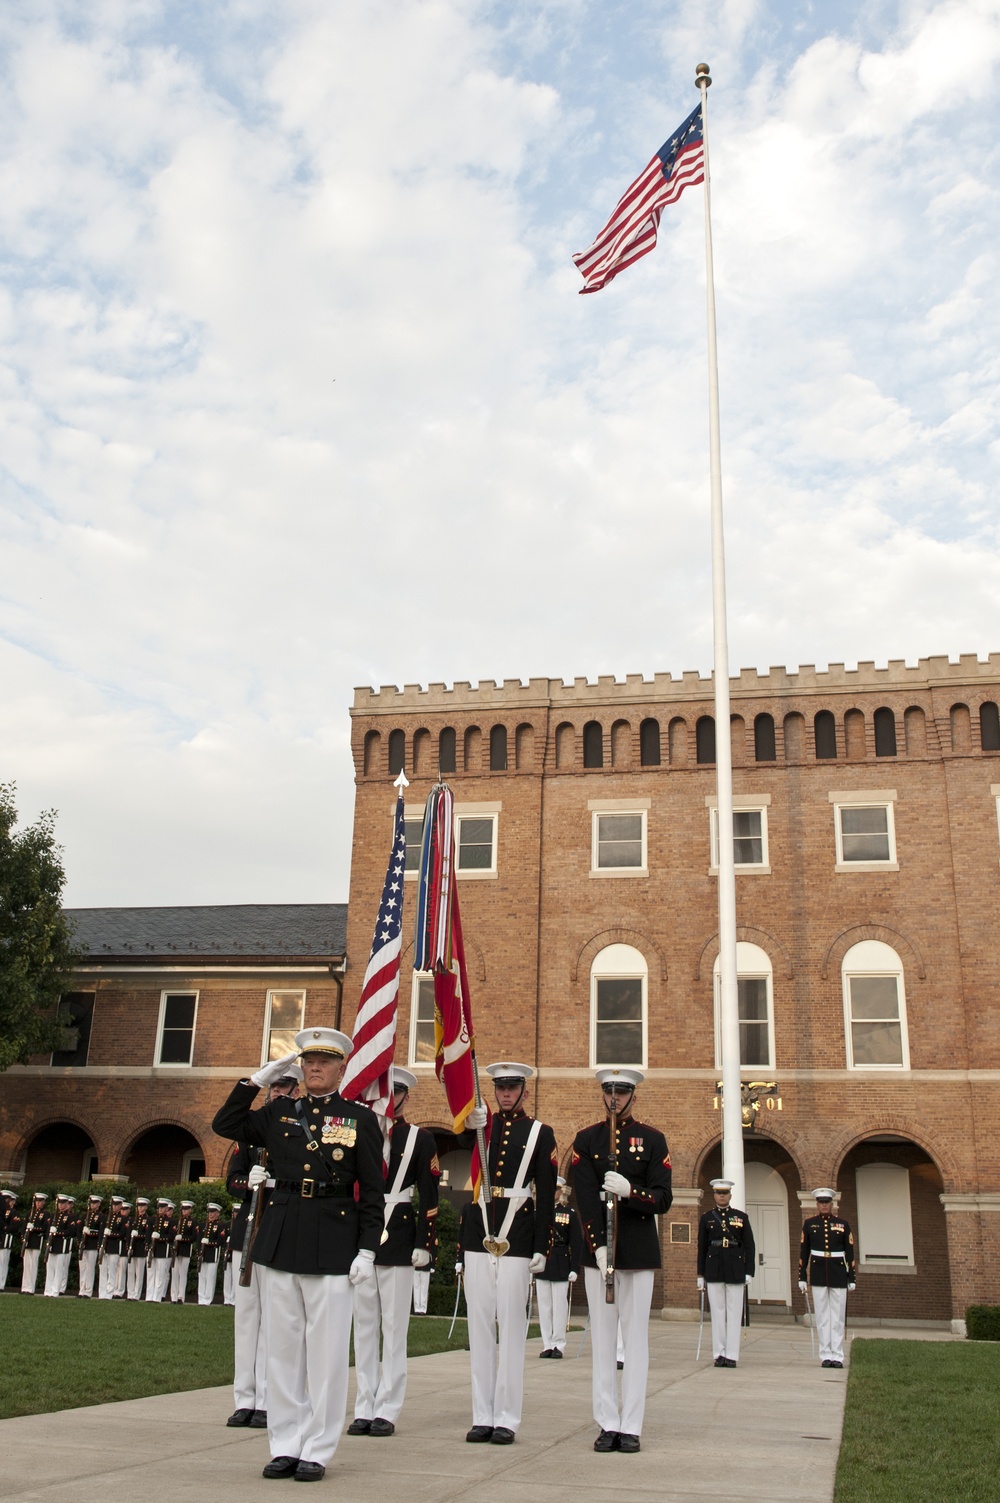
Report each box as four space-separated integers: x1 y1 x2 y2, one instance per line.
745 1161 791 1305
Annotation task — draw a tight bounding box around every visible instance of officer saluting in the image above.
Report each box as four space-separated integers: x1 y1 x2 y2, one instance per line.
572 1067 672 1455
535 1177 583 1359
697 1179 755 1367
799 1188 855 1368
213 1027 385 1484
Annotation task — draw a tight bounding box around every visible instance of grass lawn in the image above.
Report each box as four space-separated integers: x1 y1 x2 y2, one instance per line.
0 1297 487 1420
835 1339 1000 1503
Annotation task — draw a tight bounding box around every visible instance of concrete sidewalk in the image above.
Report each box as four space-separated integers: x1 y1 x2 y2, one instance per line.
0 1324 850 1503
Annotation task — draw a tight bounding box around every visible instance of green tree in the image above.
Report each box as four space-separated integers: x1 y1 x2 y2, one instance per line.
0 783 82 1070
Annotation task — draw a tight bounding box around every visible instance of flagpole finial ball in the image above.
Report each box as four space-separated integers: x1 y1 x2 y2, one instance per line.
695 63 712 87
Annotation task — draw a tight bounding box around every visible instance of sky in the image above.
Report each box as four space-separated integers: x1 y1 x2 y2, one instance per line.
1 0 999 906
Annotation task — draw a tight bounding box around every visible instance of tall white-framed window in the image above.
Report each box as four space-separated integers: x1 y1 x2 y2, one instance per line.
707 794 771 873
830 790 898 870
842 940 909 1069
590 943 647 1068
403 809 425 879
155 991 199 1066
713 942 775 1070
455 803 500 878
408 972 436 1067
855 1162 914 1267
262 989 306 1065
589 798 650 877
991 784 1000 864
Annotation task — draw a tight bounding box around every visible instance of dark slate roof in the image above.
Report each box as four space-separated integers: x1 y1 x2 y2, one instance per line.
64 904 348 964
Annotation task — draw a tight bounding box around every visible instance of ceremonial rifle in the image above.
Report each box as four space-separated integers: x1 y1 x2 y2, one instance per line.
239 1149 268 1287
605 1096 618 1303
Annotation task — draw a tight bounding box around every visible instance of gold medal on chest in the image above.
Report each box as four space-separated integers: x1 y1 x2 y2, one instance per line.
332 1147 344 1161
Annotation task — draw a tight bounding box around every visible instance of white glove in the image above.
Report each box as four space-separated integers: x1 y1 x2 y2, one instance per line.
411 1247 431 1268
603 1170 631 1198
697 1277 705 1290
529 1253 546 1274
595 1246 608 1277
250 1051 300 1088
848 1283 856 1293
567 1271 577 1284
129 1230 137 1239
201 1237 210 1245
466 1105 487 1130
746 1275 753 1285
455 1261 463 1274
151 1231 160 1241
798 1280 808 1293
349 1249 376 1285
247 1164 268 1190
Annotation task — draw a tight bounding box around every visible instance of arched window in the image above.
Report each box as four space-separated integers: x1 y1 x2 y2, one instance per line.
668 717 688 766
783 712 804 761
515 723 534 769
845 709 866 760
463 725 482 772
696 716 716 765
874 707 897 757
814 710 837 760
363 730 381 775
438 727 457 774
555 722 575 768
412 728 432 775
640 718 661 766
583 721 604 768
950 703 971 752
980 701 1000 752
388 729 405 776
611 720 630 768
590 944 647 1068
754 713 776 762
842 940 908 1069
713 942 774 1070
903 706 926 756
489 725 508 771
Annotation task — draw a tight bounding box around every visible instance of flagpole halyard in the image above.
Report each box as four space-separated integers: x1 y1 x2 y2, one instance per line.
696 61 745 1213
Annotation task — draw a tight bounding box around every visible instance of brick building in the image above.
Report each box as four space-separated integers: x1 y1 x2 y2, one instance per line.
0 906 347 1188
346 654 1000 1328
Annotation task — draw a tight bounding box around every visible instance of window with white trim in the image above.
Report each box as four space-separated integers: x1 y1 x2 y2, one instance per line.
409 972 436 1067
831 791 898 870
403 813 424 877
592 811 646 872
156 992 198 1066
842 940 908 1069
456 812 497 874
992 785 1000 862
590 943 647 1068
713 942 775 1070
262 989 306 1065
708 798 770 872
855 1162 914 1266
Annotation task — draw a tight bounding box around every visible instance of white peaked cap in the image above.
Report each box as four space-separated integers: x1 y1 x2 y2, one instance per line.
595 1067 644 1087
812 1187 836 1200
392 1067 418 1093
207 1202 222 1211
710 1179 734 1190
295 1027 353 1060
485 1061 534 1080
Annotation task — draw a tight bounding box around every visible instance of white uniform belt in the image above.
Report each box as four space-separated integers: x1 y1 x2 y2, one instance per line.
384 1188 414 1205
811 1250 845 1258
492 1189 532 1200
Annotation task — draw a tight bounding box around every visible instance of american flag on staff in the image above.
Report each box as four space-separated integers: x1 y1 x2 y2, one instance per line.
573 102 704 293
340 792 406 1159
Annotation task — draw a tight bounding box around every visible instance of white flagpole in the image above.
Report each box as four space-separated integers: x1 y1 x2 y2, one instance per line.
695 62 744 1212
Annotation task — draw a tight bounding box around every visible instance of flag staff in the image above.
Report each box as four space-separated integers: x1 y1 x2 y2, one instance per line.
695 61 744 1211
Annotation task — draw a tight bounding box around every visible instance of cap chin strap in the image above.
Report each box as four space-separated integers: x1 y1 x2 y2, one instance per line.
498 1080 526 1112
605 1087 635 1116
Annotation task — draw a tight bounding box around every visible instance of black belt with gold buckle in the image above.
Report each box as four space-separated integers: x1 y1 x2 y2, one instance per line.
273 1179 354 1200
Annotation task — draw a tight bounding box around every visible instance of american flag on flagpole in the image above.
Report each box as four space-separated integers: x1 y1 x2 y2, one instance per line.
340 789 406 1160
573 103 704 293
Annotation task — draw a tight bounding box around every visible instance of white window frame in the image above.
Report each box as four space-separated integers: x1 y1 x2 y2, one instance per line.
589 798 650 878
402 807 425 881
830 789 898 871
842 940 909 1071
707 794 771 874
155 990 199 1067
454 802 500 879
992 785 1000 867
181 1148 206 1183
713 942 775 1072
589 943 648 1069
261 989 307 1067
855 1162 915 1268
408 971 436 1069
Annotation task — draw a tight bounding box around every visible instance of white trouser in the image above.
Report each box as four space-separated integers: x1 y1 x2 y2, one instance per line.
412 1267 430 1313
583 1266 654 1438
101 1253 123 1299
223 1257 235 1305
44 1252 71 1296
21 1248 41 1293
464 1251 531 1432
0 1248 10 1289
537 1280 570 1352
127 1257 146 1300
198 1259 220 1305
146 1257 171 1301
263 1267 353 1467
812 1286 847 1364
78 1249 99 1297
171 1255 191 1302
234 1248 268 1411
353 1263 415 1423
707 1281 744 1361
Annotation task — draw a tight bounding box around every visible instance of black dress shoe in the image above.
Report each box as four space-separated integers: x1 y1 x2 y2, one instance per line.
294 1462 325 1482
250 1410 268 1427
370 1418 395 1436
491 1427 515 1445
539 1348 554 1358
466 1426 494 1442
347 1418 372 1435
619 1434 641 1453
594 1430 620 1452
830 1360 844 1368
821 1359 833 1368
551 1348 563 1359
227 1408 255 1427
714 1356 726 1367
262 1457 300 1478
725 1358 738 1368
